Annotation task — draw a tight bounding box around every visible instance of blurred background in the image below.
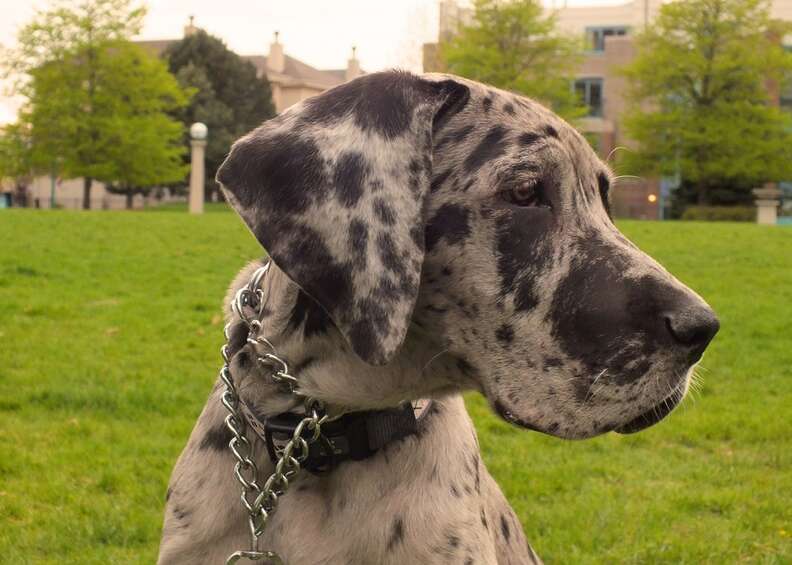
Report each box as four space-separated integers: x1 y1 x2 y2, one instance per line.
0 0 790 563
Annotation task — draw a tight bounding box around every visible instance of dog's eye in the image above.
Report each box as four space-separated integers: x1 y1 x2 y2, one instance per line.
502 182 548 208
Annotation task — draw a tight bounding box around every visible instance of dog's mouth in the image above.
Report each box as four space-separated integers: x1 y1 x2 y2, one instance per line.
490 371 690 437
614 385 686 434
492 399 541 432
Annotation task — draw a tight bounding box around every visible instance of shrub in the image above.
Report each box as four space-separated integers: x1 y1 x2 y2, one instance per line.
681 206 755 222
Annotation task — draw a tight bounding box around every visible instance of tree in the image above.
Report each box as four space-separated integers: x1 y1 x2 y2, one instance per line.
621 0 792 211
96 42 189 208
440 0 584 119
3 0 189 209
164 30 276 200
0 122 38 206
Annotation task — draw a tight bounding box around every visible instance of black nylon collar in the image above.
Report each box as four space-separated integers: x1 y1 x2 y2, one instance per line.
239 400 420 474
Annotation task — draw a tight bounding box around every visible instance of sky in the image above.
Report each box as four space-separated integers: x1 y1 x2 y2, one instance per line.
0 0 626 124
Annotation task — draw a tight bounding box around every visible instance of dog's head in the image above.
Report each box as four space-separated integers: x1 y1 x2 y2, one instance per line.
217 71 718 438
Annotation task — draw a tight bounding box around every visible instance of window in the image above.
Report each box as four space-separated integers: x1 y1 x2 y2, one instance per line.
586 26 629 51
780 87 792 112
574 77 604 117
779 46 792 111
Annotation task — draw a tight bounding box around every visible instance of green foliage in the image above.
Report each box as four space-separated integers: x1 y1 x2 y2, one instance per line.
0 211 790 562
164 31 276 198
2 0 189 209
4 0 145 77
680 205 756 221
621 0 792 210
440 0 584 120
0 123 36 184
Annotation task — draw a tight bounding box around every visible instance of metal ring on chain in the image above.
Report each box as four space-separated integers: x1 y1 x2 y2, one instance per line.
221 262 329 565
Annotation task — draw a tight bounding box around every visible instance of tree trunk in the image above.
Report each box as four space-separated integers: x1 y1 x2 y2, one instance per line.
82 177 93 210
697 182 710 206
15 183 29 207
126 190 134 210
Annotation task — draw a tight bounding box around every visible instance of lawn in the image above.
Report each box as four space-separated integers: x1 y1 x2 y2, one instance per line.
0 208 790 564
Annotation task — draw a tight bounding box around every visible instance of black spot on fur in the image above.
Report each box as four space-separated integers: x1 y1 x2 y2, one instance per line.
456 358 475 376
373 199 396 225
450 484 461 498
436 124 475 151
432 80 471 134
288 290 333 338
598 172 612 217
544 357 563 369
500 514 511 542
430 169 452 193
495 324 514 345
483 97 493 112
226 321 249 358
377 233 404 276
465 126 507 173
173 506 190 522
199 423 233 451
410 225 424 249
503 102 515 115
217 132 327 217
519 132 543 148
549 234 671 384
348 219 369 268
388 517 405 549
235 350 251 370
544 124 559 138
347 320 380 361
495 206 553 312
283 225 354 319
514 281 540 311
408 158 423 196
302 72 416 138
425 204 471 252
447 534 460 549
333 152 368 208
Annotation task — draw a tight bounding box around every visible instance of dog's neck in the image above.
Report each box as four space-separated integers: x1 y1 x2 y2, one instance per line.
230 261 475 418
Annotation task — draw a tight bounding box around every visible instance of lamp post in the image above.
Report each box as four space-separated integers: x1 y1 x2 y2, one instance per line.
753 184 782 225
189 122 208 214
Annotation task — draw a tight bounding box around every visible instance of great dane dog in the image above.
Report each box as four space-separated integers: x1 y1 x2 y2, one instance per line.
159 71 719 564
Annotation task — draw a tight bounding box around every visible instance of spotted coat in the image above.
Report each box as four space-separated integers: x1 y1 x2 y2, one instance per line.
158 71 718 564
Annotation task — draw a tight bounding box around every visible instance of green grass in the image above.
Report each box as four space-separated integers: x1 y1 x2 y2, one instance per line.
0 209 790 564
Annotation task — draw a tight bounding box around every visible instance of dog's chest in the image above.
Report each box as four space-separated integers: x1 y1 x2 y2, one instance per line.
261 400 502 564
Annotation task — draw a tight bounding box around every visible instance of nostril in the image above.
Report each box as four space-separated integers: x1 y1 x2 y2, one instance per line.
665 309 720 351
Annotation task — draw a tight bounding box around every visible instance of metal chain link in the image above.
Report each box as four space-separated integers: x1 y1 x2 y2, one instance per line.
221 263 329 564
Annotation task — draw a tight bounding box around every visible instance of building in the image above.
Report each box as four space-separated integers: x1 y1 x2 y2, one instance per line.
554 0 665 218
15 18 360 209
423 0 474 74
424 0 792 219
138 19 362 114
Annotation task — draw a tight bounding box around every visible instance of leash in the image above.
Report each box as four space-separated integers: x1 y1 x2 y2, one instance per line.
220 263 419 564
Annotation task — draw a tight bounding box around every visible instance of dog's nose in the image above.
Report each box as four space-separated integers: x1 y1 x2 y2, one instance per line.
664 305 720 361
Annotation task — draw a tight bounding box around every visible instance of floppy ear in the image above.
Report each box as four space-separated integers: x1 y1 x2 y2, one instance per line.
217 71 469 365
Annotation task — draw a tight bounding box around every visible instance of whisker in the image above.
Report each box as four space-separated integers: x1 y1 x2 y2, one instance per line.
583 369 608 404
612 174 643 183
421 349 449 372
606 145 629 163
